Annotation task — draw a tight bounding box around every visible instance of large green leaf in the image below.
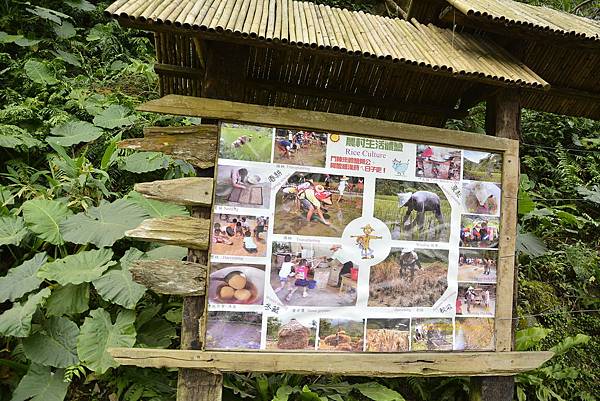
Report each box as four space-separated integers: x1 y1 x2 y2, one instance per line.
24 60 58 85
0 216 28 246
22 199 72 245
11 363 68 401
0 125 42 148
65 0 96 11
120 152 172 173
53 21 76 39
45 283 89 316
0 288 51 337
77 308 136 373
145 245 188 260
515 327 551 351
353 383 405 401
516 231 548 257
23 316 79 368
126 191 188 218
93 267 146 309
93 105 138 129
47 121 103 146
0 253 47 302
26 5 70 24
52 50 81 67
38 249 116 285
136 317 177 348
60 199 148 247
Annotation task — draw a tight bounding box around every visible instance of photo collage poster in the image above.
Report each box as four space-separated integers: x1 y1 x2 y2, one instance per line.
207 122 502 353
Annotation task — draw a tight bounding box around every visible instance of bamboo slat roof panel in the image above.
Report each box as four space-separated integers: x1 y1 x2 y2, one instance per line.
105 0 548 89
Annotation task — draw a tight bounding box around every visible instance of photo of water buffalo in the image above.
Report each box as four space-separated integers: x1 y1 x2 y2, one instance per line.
273 128 328 167
317 318 365 352
266 315 317 350
374 179 451 242
205 311 262 350
460 215 500 248
458 249 497 283
456 283 496 316
462 182 501 216
219 123 273 162
411 318 453 351
454 317 495 351
463 151 502 183
366 318 410 352
415 145 461 181
215 165 273 209
274 172 364 237
368 248 448 307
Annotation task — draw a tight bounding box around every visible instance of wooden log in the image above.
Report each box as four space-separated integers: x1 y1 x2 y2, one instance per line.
108 349 553 377
125 216 210 250
134 177 214 206
470 376 516 401
130 259 207 296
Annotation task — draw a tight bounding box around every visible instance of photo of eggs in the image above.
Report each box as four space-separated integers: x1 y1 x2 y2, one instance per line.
209 263 266 305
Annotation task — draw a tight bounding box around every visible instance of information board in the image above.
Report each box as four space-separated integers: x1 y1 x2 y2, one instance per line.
207 122 503 353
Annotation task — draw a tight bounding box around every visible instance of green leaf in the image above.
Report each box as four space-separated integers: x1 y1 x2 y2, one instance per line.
77 308 136 373
550 334 590 356
120 152 172 173
0 124 42 148
23 316 79 368
0 216 28 246
53 21 76 39
0 288 51 337
126 191 188 218
38 249 116 285
353 383 405 401
93 105 138 129
45 283 89 316
52 50 81 67
145 245 188 260
577 186 600 203
273 385 296 401
517 385 527 401
22 199 72 245
65 0 96 11
0 32 23 43
516 231 547 257
93 267 146 309
24 60 58 85
515 327 551 351
136 318 177 348
47 120 103 146
11 363 68 401
14 37 42 47
60 199 148 247
0 253 47 302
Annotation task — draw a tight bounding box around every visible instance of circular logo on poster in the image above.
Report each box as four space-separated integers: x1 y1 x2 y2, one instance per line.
341 217 392 267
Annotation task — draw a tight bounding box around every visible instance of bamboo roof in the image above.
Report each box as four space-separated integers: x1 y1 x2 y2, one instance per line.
105 0 547 89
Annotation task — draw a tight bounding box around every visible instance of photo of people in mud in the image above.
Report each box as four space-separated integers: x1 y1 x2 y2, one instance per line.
273 172 364 237
273 128 328 167
211 214 269 257
215 165 273 209
463 150 502 183
458 249 497 283
411 318 453 351
219 123 273 163
366 319 410 352
460 215 500 248
462 182 501 216
456 283 496 316
416 145 461 181
318 318 365 352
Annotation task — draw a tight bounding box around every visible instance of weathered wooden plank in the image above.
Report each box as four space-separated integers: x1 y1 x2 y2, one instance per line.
134 177 214 206
125 216 210 250
143 125 217 137
108 349 553 377
130 259 207 296
136 95 518 152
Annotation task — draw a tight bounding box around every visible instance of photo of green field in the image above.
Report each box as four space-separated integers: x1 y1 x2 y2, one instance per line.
463 150 502 182
219 123 273 162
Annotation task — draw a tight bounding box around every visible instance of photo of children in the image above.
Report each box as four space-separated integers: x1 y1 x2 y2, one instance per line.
215 165 272 209
270 242 358 306
273 172 364 237
462 182 501 215
273 128 328 167
458 250 497 283
368 248 448 308
374 179 451 242
366 319 410 352
460 215 500 248
266 315 317 350
463 151 502 182
411 318 453 351
208 263 265 305
219 123 273 162
454 317 495 351
456 283 496 316
416 145 461 181
205 311 262 350
211 214 269 257
318 318 365 352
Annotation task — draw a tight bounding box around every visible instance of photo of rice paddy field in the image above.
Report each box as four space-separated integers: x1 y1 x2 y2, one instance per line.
219 123 273 162
463 150 502 183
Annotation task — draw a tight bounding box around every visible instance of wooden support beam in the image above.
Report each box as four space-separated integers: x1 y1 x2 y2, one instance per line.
125 216 211 250
130 259 207 296
154 63 205 78
134 177 214 206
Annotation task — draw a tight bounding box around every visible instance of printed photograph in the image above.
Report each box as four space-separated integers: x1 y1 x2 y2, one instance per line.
415 145 461 181
211 214 269 257
205 311 262 350
366 318 410 352
456 283 496 316
318 318 365 352
208 263 265 305
219 122 273 162
270 242 358 307
273 128 328 167
463 150 502 183
273 172 364 237
374 179 451 242
460 215 500 248
455 317 495 351
411 318 453 351
462 181 501 216
215 165 273 209
458 249 497 283
368 248 448 308
266 315 317 350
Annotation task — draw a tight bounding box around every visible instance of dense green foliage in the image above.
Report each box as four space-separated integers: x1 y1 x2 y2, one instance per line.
1 1 599 401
